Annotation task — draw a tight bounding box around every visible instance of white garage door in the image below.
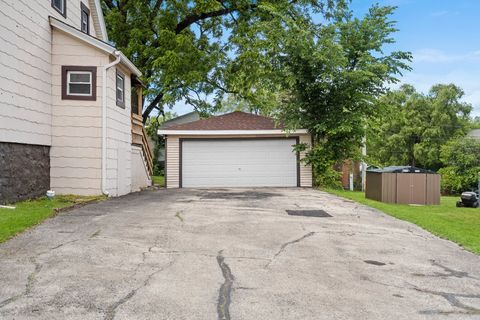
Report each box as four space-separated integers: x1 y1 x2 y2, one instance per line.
182 139 298 187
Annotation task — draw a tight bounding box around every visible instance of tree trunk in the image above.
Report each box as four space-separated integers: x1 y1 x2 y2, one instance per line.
142 92 164 124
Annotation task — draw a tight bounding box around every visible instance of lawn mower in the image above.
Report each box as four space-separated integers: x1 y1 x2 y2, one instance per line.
456 190 479 208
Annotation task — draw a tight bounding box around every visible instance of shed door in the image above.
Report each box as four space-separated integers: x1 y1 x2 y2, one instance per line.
396 173 426 205
181 139 298 187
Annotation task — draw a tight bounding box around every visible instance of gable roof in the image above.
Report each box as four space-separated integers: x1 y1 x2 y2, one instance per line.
163 111 283 131
49 17 141 76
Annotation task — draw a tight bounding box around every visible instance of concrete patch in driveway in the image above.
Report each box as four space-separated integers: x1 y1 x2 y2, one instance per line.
0 188 479 319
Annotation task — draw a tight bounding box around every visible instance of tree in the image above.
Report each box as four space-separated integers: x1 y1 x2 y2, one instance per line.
276 5 411 182
472 116 480 129
216 94 260 114
438 138 480 194
102 0 345 122
368 84 472 170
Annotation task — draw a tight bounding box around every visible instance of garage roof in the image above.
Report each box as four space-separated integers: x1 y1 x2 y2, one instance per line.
165 111 282 130
157 111 308 135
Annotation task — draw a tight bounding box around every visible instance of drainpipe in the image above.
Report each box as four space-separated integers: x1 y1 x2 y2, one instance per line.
101 51 122 196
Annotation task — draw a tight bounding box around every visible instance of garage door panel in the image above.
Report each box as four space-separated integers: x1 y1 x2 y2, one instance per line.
182 139 297 187
184 176 295 187
183 158 296 166
184 166 297 178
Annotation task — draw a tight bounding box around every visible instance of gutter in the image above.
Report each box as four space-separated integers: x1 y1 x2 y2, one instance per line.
101 51 122 196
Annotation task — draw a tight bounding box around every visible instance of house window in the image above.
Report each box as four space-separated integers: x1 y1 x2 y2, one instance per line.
51 0 66 17
116 70 125 108
80 3 90 34
61 66 97 101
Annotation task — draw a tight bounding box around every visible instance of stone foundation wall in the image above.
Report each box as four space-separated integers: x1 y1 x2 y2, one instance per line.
0 142 50 204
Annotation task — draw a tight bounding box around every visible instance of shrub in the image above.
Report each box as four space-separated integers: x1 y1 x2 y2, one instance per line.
315 165 343 189
439 138 480 194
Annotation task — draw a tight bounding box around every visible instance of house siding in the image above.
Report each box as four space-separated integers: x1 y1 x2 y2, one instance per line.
50 29 106 195
0 0 98 146
164 134 313 188
105 64 133 196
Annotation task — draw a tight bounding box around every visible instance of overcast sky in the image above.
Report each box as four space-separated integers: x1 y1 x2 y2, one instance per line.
171 0 480 117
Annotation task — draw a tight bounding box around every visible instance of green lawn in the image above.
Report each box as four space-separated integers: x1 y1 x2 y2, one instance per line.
0 195 104 243
325 189 480 255
152 175 165 187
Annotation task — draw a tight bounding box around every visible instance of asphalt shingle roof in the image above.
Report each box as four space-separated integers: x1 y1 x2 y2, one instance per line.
163 111 283 130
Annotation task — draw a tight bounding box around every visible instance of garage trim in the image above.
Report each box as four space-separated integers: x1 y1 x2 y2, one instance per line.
178 137 301 188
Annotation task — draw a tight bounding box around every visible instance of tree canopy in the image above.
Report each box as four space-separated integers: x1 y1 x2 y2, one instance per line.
368 84 472 170
275 5 412 177
102 0 345 122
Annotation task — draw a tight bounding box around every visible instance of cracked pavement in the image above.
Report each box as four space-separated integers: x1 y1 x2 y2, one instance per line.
0 188 479 319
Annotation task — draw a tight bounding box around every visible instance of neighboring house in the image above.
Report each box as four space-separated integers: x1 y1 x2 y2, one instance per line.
0 0 152 203
337 160 362 190
160 112 201 129
158 111 313 188
157 111 201 167
467 129 480 139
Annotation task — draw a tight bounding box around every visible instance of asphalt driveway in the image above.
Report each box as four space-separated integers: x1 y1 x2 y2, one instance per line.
0 188 479 319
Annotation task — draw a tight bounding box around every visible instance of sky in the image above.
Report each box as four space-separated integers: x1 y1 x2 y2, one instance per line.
172 0 480 117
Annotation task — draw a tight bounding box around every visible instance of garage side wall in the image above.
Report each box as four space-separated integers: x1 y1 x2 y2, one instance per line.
299 135 313 187
165 136 180 188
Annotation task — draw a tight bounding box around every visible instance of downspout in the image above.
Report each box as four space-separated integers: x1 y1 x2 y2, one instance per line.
101 51 122 196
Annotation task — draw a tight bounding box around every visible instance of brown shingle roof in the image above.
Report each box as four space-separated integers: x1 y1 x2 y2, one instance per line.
164 111 283 130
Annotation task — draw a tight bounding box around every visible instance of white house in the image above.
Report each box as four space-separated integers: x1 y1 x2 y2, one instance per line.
0 0 152 202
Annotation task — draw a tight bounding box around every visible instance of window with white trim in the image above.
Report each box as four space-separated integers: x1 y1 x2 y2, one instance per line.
61 66 97 101
68 71 92 96
51 0 66 17
116 70 125 108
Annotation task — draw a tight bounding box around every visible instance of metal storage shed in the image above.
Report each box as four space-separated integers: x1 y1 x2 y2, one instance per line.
365 166 440 205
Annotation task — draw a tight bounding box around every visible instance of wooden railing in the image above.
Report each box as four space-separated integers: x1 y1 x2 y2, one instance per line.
131 113 153 176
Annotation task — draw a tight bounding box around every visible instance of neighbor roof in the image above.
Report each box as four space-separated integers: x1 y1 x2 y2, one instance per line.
159 111 201 129
163 111 283 131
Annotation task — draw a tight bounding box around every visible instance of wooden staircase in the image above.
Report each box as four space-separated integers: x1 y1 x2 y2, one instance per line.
131 113 153 176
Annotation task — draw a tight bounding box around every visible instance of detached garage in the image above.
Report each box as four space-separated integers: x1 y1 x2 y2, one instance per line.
158 111 313 188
